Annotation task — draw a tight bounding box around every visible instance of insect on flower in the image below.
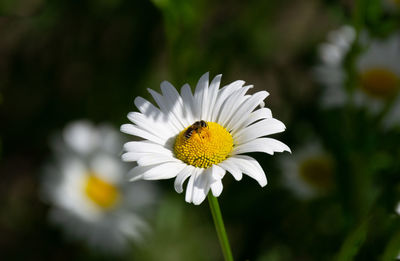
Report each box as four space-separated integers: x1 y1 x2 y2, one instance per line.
184 120 208 140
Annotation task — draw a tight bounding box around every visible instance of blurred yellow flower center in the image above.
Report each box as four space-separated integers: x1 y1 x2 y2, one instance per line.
360 68 399 99
85 174 120 209
299 156 334 190
174 121 233 168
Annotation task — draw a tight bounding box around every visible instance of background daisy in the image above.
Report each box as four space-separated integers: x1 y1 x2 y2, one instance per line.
280 141 335 200
355 33 400 128
41 120 157 254
314 25 356 108
315 27 400 127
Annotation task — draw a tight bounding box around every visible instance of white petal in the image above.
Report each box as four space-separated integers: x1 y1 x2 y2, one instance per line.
121 124 166 145
192 168 212 205
211 164 226 180
185 168 201 203
226 91 269 131
218 158 243 181
134 96 183 134
134 96 163 120
122 152 146 162
208 165 226 198
203 74 222 121
180 83 196 123
211 180 223 197
229 155 267 186
233 138 291 155
210 80 245 122
234 118 286 145
217 85 253 128
129 162 185 181
127 112 174 140
127 165 154 180
148 88 185 131
137 154 180 166
193 72 209 120
174 165 196 193
160 81 191 127
123 141 172 155
232 108 272 132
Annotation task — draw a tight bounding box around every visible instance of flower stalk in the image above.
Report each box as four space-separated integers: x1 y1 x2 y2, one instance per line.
207 193 234 261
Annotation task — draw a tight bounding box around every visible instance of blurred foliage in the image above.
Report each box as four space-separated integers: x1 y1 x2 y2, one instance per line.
132 194 220 261
1 0 400 260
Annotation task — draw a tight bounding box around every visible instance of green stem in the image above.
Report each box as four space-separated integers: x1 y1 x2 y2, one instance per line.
207 193 234 261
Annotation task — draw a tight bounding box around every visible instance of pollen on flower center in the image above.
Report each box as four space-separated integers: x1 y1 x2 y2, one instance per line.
174 121 234 168
84 173 120 209
360 68 399 99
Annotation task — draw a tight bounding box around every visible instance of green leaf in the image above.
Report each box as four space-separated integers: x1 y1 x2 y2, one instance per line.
381 230 400 261
336 220 369 261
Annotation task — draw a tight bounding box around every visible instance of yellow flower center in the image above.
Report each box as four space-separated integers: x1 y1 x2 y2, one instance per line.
84 173 120 209
359 68 399 99
174 121 234 168
299 156 334 190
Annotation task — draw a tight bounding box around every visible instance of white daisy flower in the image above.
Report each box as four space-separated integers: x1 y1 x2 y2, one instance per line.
41 120 157 253
121 72 290 205
314 25 356 108
280 141 334 200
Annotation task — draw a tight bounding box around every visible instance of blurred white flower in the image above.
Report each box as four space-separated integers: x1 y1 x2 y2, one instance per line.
314 25 356 108
280 141 334 200
41 120 157 254
121 72 290 205
315 27 400 128
355 33 400 128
